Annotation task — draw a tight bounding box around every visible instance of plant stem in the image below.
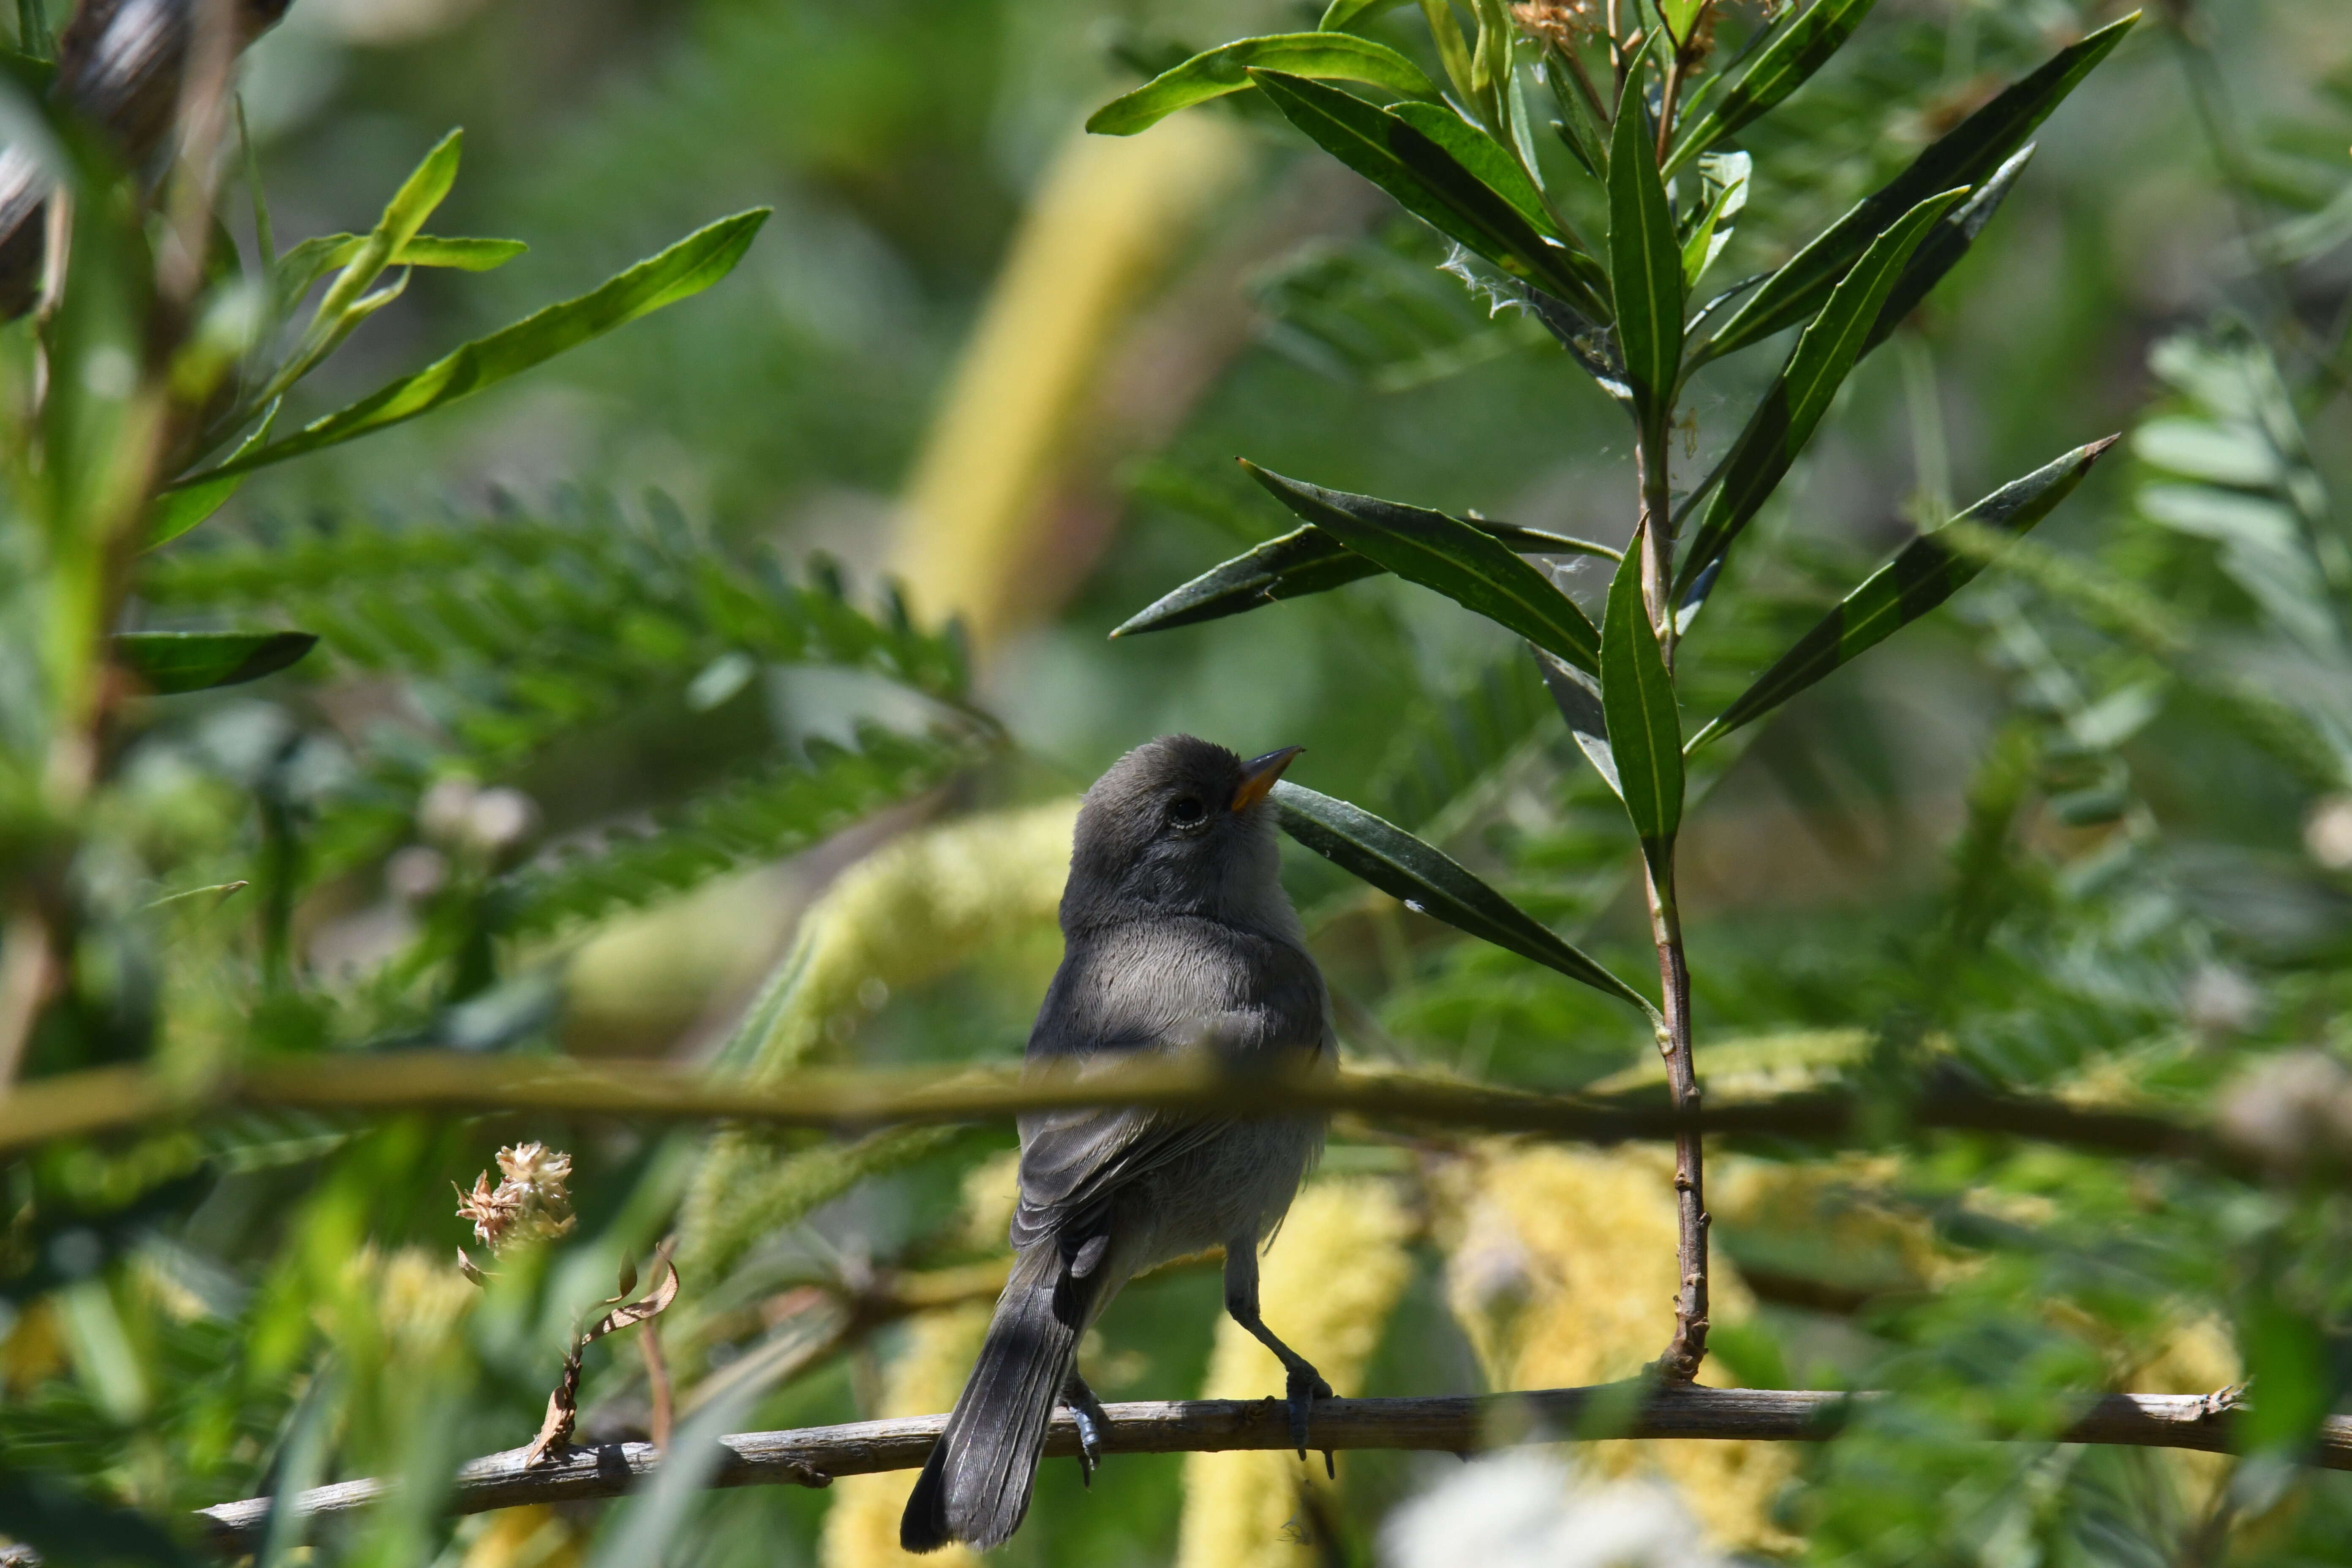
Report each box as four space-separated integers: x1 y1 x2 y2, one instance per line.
1643 865 1707 1380
1655 52 1683 164
1636 391 1706 1380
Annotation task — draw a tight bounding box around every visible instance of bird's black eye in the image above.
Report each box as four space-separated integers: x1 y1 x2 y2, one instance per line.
1169 796 1206 827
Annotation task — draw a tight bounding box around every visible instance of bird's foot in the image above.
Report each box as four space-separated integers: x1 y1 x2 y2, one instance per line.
1062 1375 1111 1486
1283 1361 1334 1470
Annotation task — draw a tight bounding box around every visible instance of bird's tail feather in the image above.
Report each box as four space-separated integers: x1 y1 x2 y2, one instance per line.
900 1242 1089 1552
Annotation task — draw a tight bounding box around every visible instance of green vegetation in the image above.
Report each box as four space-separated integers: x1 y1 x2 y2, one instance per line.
1 0 2350 1563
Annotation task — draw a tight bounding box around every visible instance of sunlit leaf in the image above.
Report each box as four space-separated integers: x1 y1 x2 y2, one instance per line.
143 400 277 550
114 631 318 694
1386 101 1560 240
1318 0 1414 31
1085 33 1440 136
1698 13 2135 361
310 130 463 330
1677 188 1966 598
272 232 526 317
1271 780 1655 1013
1249 71 1610 319
1679 153 1749 291
1608 72 1682 430
1664 0 1880 175
1688 435 2118 749
175 210 770 485
1600 544 1681 872
1113 504 1612 637
1243 462 1603 672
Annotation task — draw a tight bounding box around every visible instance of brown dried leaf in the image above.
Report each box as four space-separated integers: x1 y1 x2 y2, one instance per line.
583 1258 680 1344
522 1350 583 1467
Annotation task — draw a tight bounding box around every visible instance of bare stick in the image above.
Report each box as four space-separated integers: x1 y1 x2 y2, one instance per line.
188 1384 2348 1553
0 1051 2275 1179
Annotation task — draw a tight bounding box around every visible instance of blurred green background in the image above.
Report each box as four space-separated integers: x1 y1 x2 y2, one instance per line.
10 0 2352 1563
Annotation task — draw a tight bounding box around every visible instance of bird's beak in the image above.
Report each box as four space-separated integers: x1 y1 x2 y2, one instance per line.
1230 746 1304 814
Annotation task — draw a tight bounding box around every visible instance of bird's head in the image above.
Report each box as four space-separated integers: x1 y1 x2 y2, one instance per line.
1062 735 1304 935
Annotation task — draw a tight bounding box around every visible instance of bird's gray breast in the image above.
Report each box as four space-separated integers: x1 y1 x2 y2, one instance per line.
1017 915 1331 1267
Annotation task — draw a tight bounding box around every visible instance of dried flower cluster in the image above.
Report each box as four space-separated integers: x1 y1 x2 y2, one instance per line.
455 1141 578 1260
1510 0 1600 52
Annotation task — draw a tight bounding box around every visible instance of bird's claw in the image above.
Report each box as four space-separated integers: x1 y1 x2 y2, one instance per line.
1070 1403 1104 1486
1063 1375 1111 1487
1284 1363 1333 1465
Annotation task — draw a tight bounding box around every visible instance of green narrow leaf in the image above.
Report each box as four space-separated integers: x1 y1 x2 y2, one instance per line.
1679 167 1740 291
1319 0 1413 30
1533 644 1621 800
313 129 463 327
1660 0 1710 45
1386 101 1560 240
1113 511 1616 637
273 233 528 316
174 210 770 487
1857 143 2032 357
1600 544 1682 872
144 399 278 550
1698 12 2136 362
1249 71 1610 319
1271 781 1655 1014
1607 69 1683 430
114 631 318 694
1244 463 1603 672
1677 188 1967 598
1664 0 1881 176
1085 33 1440 135
1689 435 2119 749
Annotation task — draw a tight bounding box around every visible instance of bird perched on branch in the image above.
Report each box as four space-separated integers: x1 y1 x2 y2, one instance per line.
901 735 1334 1553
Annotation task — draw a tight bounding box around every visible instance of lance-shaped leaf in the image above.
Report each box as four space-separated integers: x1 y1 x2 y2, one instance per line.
114 631 318 694
1533 644 1621 800
1688 435 2119 750
271 232 526 318
1664 0 1880 177
1272 781 1655 1013
1318 0 1414 29
1085 32 1440 135
1245 462 1603 672
1113 512 1614 637
1250 71 1610 320
1675 188 1966 599
144 399 277 550
1608 74 1682 432
1600 544 1682 875
1857 143 2033 357
1697 11 2136 362
1387 101 1560 241
172 210 769 486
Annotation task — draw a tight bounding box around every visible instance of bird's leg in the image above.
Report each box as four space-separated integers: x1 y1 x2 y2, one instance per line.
1060 1368 1111 1486
1223 1241 1334 1473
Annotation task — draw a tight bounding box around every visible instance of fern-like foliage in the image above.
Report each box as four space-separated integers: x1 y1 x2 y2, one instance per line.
491 723 988 935
140 490 972 771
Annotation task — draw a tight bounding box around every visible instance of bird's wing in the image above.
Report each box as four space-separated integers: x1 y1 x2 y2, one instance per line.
1009 925 1327 1252
1008 1097 1233 1253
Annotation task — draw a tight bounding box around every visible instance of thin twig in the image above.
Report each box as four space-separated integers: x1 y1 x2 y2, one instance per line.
0 1051 2275 1179
186 1383 2352 1553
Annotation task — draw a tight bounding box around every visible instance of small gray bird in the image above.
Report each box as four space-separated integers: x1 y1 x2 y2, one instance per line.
901 735 1334 1553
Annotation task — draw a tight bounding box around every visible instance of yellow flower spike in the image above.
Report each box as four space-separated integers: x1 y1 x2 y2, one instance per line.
1436 1145 1799 1556
677 800 1079 1283
821 1304 995 1568
458 1503 583 1568
1176 1177 1417 1568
